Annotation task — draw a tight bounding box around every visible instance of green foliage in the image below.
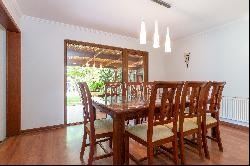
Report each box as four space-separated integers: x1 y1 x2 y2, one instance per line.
67 66 122 92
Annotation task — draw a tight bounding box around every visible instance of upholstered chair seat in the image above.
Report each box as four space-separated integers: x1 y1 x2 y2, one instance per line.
165 118 198 132
126 123 174 142
86 119 113 135
185 116 217 125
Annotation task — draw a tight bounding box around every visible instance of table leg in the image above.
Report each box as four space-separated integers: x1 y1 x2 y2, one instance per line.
113 114 125 165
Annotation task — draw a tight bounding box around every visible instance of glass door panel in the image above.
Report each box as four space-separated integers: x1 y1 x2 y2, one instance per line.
127 53 145 83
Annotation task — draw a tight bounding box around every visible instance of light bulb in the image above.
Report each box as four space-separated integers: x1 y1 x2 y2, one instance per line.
140 20 147 45
165 27 171 53
153 20 160 48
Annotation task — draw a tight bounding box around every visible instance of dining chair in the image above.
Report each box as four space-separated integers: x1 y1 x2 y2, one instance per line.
124 81 184 165
139 82 154 124
125 82 143 100
166 81 210 164
104 82 122 98
201 81 226 159
78 82 113 165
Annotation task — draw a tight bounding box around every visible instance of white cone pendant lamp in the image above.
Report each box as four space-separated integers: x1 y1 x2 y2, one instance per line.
165 27 171 53
153 21 160 48
140 20 147 45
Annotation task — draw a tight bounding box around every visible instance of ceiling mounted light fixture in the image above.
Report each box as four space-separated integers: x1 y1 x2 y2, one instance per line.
151 0 171 8
153 20 160 48
140 19 147 45
139 1 172 53
165 27 171 53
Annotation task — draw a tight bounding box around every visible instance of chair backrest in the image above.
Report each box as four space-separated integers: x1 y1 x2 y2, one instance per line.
179 81 211 132
208 82 226 114
143 82 154 100
78 82 96 135
180 81 208 118
125 82 143 99
147 81 184 143
104 82 122 97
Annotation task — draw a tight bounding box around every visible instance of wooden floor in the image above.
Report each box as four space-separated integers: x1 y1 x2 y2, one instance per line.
0 124 248 165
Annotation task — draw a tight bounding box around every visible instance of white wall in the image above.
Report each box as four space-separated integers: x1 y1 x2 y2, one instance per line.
20 16 169 130
167 15 249 98
0 25 6 141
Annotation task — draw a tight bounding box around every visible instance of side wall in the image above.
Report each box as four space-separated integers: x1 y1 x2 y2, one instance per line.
168 15 249 98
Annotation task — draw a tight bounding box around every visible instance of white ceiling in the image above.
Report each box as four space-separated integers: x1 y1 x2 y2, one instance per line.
16 0 249 40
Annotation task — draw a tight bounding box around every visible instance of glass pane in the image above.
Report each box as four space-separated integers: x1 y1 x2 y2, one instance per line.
128 53 144 82
66 43 122 123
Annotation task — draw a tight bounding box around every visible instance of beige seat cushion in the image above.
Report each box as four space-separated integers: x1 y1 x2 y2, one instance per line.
165 118 198 132
187 116 217 125
86 119 113 135
126 123 174 142
205 116 217 125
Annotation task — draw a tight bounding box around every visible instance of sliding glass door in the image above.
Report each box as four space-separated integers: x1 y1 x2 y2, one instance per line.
64 40 148 124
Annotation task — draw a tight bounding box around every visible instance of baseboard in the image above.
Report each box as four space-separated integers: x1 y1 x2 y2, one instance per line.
20 122 84 135
21 124 66 135
220 121 249 132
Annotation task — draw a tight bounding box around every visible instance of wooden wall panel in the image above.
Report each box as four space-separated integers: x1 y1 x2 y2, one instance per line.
6 31 21 137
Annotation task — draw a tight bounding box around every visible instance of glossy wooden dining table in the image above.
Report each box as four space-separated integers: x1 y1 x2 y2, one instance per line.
92 95 151 165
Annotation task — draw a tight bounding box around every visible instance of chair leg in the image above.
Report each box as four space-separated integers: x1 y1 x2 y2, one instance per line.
80 129 87 159
215 125 223 152
201 124 210 159
109 137 113 149
197 129 204 160
124 134 129 165
179 133 186 165
147 145 154 165
88 137 95 165
172 139 179 165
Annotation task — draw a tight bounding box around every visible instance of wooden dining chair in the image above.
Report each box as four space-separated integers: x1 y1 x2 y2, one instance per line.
124 81 184 165
104 82 122 98
166 81 210 165
201 81 226 159
78 82 113 165
125 82 143 100
138 82 154 124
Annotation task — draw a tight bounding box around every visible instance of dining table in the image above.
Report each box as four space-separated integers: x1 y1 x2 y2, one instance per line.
91 95 211 165
92 95 151 165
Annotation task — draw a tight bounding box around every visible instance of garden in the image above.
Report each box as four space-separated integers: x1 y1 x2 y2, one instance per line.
67 66 122 106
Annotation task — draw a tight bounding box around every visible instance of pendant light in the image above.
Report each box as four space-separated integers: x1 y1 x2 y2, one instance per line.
153 20 160 48
140 19 147 45
165 27 171 53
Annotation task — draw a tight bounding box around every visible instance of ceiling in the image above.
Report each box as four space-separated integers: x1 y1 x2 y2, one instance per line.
16 0 249 40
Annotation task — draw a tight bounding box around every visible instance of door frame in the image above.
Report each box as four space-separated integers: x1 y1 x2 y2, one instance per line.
0 0 21 137
64 39 148 125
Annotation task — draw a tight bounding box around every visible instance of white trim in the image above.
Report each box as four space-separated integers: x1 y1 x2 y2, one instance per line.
21 15 141 42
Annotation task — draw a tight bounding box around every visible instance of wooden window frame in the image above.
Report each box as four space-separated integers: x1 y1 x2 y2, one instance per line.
64 39 149 125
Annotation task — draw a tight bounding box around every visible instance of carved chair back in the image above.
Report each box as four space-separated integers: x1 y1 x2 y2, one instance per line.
208 82 226 118
147 81 184 143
